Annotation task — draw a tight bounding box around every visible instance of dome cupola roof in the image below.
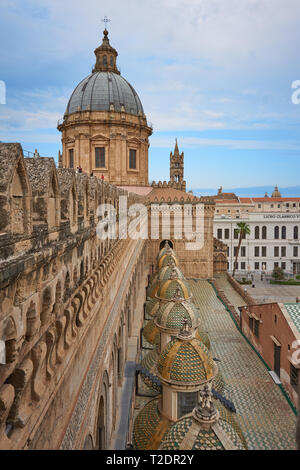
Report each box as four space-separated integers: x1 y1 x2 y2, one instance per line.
65 29 144 117
156 280 192 301
155 299 200 334
157 327 217 387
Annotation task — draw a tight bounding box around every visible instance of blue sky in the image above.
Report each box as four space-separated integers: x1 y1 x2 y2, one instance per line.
1 0 300 191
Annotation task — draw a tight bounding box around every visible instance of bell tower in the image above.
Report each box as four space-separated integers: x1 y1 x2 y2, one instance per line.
170 139 184 184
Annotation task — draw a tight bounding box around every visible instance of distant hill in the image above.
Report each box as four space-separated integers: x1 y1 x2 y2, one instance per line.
190 186 300 198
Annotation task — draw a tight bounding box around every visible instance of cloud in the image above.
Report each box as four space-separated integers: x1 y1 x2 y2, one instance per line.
150 136 300 151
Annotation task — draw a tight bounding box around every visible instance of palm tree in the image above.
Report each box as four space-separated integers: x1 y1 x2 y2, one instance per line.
232 222 251 277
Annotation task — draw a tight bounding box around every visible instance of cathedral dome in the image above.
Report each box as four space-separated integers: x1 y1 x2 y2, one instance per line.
65 29 144 117
65 72 144 117
271 185 282 198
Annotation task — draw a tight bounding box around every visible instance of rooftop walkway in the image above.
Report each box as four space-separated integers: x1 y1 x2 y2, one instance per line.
190 279 297 450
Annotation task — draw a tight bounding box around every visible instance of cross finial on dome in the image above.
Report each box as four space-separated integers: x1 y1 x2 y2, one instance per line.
102 16 111 31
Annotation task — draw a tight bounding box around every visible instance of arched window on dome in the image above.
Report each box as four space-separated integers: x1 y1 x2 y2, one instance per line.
103 55 107 66
110 56 113 67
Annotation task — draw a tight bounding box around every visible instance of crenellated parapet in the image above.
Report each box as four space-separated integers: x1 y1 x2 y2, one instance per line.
151 180 186 192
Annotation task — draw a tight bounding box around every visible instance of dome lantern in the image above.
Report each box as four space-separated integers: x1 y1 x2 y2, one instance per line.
92 28 120 75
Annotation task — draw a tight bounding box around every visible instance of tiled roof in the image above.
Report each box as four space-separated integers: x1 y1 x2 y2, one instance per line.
155 300 200 331
284 303 300 334
252 197 300 202
159 400 247 450
156 279 192 300
157 338 215 384
133 397 172 450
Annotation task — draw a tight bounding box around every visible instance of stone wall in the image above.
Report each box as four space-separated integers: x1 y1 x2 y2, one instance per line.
0 143 148 449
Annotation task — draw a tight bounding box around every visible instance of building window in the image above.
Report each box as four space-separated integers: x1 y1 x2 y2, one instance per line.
249 317 253 330
217 229 222 240
281 246 286 257
281 226 286 239
290 364 299 392
281 262 286 270
255 226 260 239
234 247 238 256
262 246 267 257
274 262 279 268
262 226 267 239
110 55 113 67
258 204 261 208
293 246 298 257
274 246 279 257
227 247 230 256
69 149 74 168
103 55 107 66
177 391 198 419
241 246 246 257
254 247 259 257
254 319 260 338
234 229 239 239
274 226 279 239
234 262 238 270
224 228 230 239
95 147 105 168
255 262 259 270
294 226 298 240
129 149 136 169
241 262 246 269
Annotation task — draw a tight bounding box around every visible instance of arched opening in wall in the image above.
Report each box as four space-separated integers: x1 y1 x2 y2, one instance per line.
41 287 52 326
83 434 94 450
159 239 173 250
97 396 106 450
70 185 77 227
10 160 30 234
48 173 60 229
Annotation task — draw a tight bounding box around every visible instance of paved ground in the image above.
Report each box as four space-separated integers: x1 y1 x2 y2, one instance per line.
215 272 300 305
190 279 298 450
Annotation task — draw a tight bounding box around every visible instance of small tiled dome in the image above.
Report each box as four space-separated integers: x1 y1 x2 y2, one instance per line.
157 265 185 283
157 254 179 269
145 297 160 317
155 300 200 333
156 279 192 301
140 347 160 392
147 281 160 299
147 265 185 299
142 319 160 346
157 336 216 386
157 241 177 263
159 399 247 450
133 397 171 450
